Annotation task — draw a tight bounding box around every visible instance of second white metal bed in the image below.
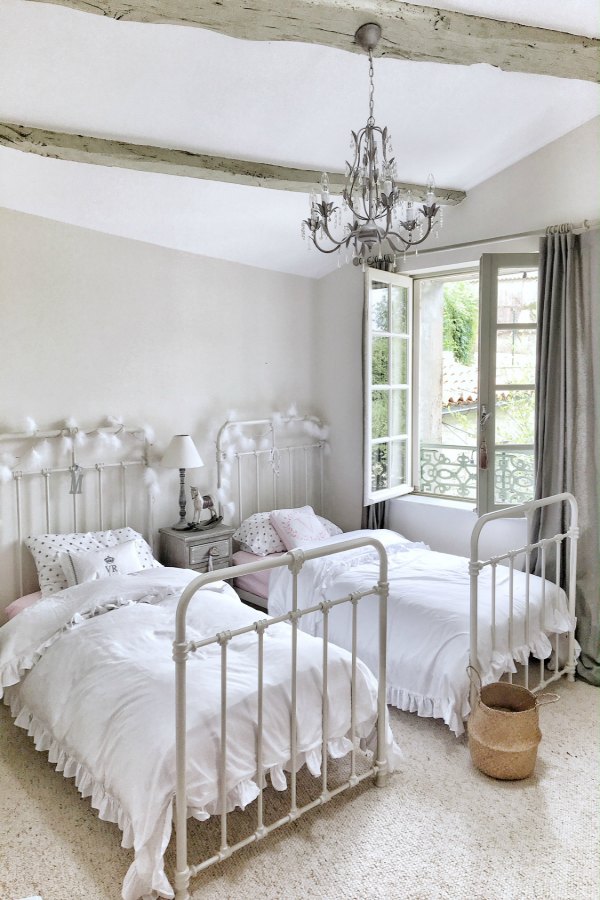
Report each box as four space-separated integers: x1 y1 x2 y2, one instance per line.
217 415 579 735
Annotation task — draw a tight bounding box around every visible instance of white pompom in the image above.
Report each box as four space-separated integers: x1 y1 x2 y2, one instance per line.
258 436 271 451
271 411 283 429
23 416 38 435
61 435 73 454
215 486 228 503
142 424 156 444
286 403 298 418
36 440 51 463
143 467 161 498
225 445 237 461
74 430 88 447
65 416 78 430
0 465 13 483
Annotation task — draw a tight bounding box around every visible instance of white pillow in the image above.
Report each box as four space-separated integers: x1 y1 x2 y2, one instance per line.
270 505 331 550
25 527 160 597
316 515 343 537
233 512 286 557
60 539 143 586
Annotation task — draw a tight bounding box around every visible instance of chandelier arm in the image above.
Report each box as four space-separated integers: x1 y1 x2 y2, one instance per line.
310 234 346 254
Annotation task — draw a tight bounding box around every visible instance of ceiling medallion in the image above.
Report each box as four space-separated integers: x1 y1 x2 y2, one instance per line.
302 23 441 268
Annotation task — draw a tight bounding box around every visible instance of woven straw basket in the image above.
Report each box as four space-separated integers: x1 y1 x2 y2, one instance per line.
467 671 559 780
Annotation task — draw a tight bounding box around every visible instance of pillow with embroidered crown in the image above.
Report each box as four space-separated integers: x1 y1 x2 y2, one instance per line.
59 539 143 587
25 527 160 597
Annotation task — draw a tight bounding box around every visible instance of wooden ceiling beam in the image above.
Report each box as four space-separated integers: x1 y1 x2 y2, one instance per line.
0 122 467 204
26 0 599 82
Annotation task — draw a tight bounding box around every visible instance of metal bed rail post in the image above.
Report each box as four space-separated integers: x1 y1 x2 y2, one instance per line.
173 535 389 899
469 492 579 694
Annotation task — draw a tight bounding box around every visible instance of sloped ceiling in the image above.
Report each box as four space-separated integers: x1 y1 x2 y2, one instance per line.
0 0 598 277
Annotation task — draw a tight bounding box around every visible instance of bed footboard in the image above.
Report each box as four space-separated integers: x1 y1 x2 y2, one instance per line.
469 492 579 697
173 536 390 900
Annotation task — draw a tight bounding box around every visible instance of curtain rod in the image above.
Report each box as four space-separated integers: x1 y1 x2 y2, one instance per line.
403 218 600 258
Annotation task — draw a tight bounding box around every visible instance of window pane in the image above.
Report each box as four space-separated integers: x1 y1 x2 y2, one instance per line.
390 389 408 436
391 336 408 384
389 440 407 487
371 390 389 439
497 268 538 324
371 283 389 332
371 443 388 491
496 329 536 385
495 449 534 505
495 389 535 444
391 285 408 334
372 337 389 385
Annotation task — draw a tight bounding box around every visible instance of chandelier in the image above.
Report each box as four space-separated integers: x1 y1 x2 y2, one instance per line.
302 23 440 267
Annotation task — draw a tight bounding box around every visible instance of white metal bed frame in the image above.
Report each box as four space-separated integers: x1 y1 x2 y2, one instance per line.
172 538 390 900
220 416 579 706
1 422 391 898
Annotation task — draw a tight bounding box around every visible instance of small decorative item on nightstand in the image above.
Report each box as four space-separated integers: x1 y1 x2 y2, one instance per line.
159 522 236 574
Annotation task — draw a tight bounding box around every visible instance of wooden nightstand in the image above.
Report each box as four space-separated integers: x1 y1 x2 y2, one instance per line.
159 524 236 574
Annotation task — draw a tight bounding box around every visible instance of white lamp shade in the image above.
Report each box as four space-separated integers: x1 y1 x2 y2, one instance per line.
161 435 204 469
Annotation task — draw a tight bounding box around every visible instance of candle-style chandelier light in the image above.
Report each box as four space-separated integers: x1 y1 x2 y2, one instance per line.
302 23 441 267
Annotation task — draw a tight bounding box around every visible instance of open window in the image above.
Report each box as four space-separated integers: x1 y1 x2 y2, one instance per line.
364 254 539 513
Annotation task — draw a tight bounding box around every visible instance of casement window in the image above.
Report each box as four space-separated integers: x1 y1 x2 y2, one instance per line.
364 253 539 513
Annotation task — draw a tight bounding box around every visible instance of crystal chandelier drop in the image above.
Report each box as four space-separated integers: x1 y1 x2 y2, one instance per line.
302 23 440 267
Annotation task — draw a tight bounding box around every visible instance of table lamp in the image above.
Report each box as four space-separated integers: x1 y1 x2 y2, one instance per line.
161 434 204 530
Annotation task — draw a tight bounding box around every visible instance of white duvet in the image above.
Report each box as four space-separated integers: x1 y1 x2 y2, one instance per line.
0 568 397 900
268 530 575 736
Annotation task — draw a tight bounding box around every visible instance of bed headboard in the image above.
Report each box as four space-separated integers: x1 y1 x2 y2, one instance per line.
0 418 157 606
215 414 329 526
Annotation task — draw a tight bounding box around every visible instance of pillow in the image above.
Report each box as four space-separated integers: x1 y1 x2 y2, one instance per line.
270 505 331 550
25 527 161 597
4 591 43 621
233 512 286 557
60 539 143 586
316 515 343 537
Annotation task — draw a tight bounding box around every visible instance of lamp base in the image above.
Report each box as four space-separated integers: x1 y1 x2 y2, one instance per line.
171 517 189 531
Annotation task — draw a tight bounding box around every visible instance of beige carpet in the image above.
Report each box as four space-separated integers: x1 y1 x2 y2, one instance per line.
1 679 598 900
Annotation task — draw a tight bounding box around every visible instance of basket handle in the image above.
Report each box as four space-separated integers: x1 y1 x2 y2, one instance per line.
466 665 482 696
536 692 560 707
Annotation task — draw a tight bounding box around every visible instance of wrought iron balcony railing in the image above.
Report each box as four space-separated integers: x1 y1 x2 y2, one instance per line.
419 443 534 504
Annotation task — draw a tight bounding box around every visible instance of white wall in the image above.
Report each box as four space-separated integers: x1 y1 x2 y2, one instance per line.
316 118 600 554
0 208 318 606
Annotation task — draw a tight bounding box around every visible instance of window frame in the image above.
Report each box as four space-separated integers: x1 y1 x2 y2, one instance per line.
363 268 414 505
363 256 540 514
477 253 539 514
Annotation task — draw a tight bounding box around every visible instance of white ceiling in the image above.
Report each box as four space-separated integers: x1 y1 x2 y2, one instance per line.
0 0 598 278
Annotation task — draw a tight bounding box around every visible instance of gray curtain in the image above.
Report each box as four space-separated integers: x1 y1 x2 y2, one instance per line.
532 229 600 684
361 500 388 529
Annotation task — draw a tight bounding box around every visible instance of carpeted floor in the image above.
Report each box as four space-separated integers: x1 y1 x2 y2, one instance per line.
1 679 598 900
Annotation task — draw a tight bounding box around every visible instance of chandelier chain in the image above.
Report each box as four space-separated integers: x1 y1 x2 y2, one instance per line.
368 49 375 126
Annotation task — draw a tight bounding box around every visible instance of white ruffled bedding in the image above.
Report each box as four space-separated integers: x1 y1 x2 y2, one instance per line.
268 529 575 736
0 567 398 900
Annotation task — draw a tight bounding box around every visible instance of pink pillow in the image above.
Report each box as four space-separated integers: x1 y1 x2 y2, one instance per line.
270 506 331 550
4 590 43 620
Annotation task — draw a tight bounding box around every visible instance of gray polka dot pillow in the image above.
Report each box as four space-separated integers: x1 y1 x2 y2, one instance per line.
25 527 161 597
233 513 286 557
